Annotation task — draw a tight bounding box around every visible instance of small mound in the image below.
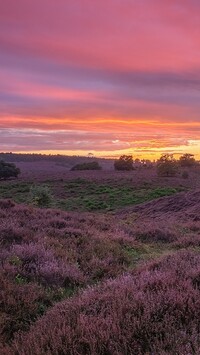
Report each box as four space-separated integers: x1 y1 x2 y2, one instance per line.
117 189 200 221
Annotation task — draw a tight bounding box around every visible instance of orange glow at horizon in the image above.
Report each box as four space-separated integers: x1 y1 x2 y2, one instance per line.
13 143 200 161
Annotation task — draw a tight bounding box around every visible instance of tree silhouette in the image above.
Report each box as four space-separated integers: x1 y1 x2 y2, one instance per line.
114 155 133 171
157 154 178 177
179 154 196 167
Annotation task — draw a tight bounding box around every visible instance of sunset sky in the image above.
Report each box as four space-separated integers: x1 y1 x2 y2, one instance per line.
1 0 200 159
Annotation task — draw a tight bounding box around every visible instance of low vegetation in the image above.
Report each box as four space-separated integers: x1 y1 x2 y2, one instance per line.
1 154 200 354
2 190 200 353
0 178 181 212
9 251 200 355
0 200 137 347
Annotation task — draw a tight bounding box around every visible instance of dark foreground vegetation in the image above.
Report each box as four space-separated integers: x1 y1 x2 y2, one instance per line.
9 251 200 354
1 158 200 354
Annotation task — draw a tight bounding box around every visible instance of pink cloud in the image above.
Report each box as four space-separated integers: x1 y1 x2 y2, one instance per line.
1 0 200 71
1 0 200 156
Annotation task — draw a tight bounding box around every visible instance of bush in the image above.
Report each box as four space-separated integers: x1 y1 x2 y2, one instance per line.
157 154 178 177
0 160 20 180
71 161 102 171
29 185 52 207
114 155 133 171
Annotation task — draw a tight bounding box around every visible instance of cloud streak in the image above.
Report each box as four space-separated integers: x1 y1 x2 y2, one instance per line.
1 0 200 157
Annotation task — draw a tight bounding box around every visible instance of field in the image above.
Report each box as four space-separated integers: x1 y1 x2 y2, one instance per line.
1 160 200 354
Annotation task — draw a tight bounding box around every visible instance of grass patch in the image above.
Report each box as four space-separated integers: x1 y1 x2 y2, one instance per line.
57 179 182 212
0 182 31 203
0 179 184 212
123 243 178 269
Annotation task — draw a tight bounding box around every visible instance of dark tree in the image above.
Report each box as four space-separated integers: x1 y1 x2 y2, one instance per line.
179 153 196 167
0 160 20 180
114 155 133 171
157 154 178 177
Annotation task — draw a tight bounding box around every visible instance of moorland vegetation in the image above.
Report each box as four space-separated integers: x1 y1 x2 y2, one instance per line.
0 152 200 354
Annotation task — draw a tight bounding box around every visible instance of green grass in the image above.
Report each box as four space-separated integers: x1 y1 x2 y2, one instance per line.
0 182 31 203
0 179 183 212
123 242 182 269
57 180 182 212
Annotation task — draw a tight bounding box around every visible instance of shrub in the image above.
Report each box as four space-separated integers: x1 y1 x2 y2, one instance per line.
71 161 102 171
157 154 178 177
114 155 133 171
29 185 52 207
0 160 20 180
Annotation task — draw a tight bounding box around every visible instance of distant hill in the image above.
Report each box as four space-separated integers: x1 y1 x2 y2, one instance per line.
0 152 114 170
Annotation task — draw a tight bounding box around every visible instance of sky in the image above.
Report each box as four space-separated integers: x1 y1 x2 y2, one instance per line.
1 0 200 159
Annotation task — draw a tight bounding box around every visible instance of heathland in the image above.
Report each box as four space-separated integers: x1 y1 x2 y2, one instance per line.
1 155 200 354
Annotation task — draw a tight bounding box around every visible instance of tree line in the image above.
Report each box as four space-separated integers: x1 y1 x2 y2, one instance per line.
114 153 197 176
0 153 197 179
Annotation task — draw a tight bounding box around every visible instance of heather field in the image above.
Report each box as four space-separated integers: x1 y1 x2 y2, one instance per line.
1 162 200 354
